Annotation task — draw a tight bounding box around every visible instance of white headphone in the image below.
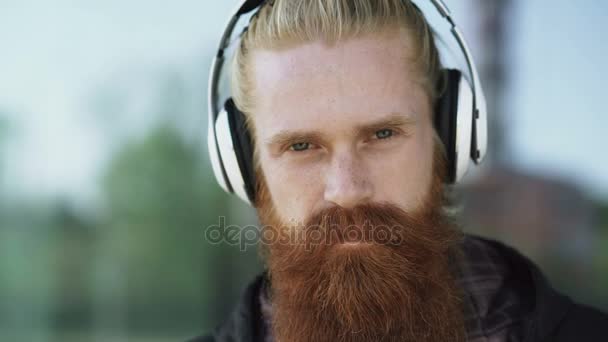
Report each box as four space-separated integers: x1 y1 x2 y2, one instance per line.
208 0 488 206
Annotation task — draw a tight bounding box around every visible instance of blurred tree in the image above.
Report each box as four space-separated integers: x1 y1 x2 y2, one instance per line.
598 202 608 228
595 201 608 307
100 119 261 337
0 70 263 340
0 198 84 340
46 200 98 334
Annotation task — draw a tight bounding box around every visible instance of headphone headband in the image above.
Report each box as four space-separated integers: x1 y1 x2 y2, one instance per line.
208 0 488 205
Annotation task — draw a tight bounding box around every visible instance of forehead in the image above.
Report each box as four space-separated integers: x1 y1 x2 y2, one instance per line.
249 29 429 138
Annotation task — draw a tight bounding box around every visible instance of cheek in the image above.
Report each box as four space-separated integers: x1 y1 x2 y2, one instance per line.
367 129 434 210
260 155 324 223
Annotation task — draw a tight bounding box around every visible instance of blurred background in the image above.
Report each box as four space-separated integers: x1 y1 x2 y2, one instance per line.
0 0 607 341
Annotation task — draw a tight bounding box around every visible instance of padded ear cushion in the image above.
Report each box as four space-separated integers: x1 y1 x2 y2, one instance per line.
224 98 256 202
434 69 462 183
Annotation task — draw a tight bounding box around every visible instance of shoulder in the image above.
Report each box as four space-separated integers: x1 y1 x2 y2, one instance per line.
462 234 608 341
186 272 267 342
457 235 537 339
546 302 608 341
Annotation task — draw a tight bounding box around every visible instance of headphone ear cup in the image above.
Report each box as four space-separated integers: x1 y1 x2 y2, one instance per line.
435 69 474 184
224 99 256 202
435 69 461 183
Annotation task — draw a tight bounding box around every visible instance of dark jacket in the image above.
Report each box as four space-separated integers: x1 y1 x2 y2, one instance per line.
190 236 608 341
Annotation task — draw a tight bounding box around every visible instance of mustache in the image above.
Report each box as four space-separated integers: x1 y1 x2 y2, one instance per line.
263 201 455 257
298 202 432 246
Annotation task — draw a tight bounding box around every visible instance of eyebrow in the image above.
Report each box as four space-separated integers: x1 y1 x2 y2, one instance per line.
354 112 416 138
265 112 416 149
266 131 327 151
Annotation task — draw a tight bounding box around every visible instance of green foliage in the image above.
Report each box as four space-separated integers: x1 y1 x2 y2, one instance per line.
593 200 608 308
103 122 213 224
0 79 263 339
598 201 608 229
100 121 262 333
102 123 214 322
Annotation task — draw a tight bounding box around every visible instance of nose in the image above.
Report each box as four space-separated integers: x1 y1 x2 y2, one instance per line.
323 149 373 209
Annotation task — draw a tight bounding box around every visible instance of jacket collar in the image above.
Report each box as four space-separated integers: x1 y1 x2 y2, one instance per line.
460 237 572 341
208 235 573 342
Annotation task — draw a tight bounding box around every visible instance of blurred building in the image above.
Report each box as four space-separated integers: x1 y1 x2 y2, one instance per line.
461 167 595 265
458 0 599 303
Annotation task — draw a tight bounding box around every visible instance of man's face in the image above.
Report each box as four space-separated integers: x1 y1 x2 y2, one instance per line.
246 30 466 342
250 29 435 224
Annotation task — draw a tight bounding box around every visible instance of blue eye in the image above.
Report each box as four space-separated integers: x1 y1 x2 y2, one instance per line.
375 129 393 139
290 142 310 151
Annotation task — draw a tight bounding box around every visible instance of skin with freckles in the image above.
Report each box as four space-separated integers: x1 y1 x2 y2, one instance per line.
249 28 435 225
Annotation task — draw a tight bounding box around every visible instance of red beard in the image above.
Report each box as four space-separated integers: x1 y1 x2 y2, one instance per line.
255 146 467 342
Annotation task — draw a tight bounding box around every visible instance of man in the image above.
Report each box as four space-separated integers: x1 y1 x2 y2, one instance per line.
195 0 608 341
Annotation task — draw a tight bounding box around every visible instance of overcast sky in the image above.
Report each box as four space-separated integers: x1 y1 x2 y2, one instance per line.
1 0 607 204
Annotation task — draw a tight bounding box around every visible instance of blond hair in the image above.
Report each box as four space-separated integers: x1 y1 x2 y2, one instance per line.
231 0 443 119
